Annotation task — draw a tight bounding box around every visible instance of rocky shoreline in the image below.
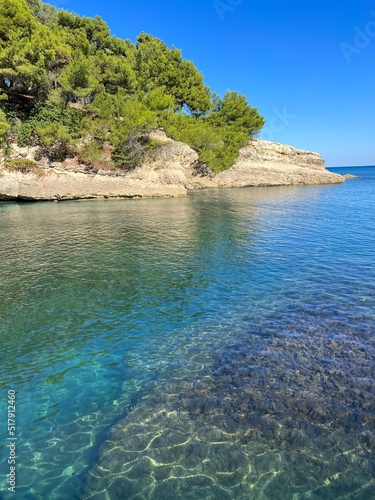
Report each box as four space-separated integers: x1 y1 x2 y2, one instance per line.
0 133 344 201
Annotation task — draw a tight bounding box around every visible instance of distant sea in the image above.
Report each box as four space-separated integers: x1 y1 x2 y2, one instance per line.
0 166 374 499
328 164 375 177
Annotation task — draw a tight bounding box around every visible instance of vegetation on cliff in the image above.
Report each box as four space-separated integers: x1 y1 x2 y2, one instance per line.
0 0 265 173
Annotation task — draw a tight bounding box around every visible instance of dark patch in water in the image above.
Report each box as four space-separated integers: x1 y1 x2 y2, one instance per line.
81 312 375 499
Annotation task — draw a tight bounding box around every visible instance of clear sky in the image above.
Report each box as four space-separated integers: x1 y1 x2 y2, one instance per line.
48 0 375 166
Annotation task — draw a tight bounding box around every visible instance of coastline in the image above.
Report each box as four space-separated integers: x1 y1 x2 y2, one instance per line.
0 134 344 202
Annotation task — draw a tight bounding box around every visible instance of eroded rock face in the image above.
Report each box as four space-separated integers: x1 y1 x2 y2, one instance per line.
0 170 187 201
215 139 342 188
238 139 326 170
0 135 344 201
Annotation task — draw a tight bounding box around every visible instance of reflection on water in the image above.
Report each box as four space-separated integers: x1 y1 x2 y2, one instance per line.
0 175 374 498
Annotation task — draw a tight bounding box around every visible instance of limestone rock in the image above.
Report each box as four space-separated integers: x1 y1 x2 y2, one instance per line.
215 139 343 188
0 170 187 201
238 139 326 170
0 134 344 201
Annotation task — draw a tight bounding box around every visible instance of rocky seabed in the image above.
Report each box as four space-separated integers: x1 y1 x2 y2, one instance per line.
81 307 374 499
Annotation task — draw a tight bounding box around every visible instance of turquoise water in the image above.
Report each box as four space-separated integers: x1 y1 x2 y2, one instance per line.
0 167 374 499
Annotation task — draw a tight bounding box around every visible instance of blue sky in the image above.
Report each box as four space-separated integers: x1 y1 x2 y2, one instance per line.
48 0 375 166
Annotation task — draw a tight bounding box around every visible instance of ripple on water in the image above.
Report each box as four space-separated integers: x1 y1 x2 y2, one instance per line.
81 309 375 500
0 177 374 498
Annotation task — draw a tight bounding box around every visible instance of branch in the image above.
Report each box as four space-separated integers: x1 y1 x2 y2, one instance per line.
0 88 35 100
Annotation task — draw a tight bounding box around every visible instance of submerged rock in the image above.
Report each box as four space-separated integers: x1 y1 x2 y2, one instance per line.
81 311 375 499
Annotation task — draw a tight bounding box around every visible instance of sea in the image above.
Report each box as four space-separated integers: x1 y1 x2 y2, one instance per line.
0 166 374 499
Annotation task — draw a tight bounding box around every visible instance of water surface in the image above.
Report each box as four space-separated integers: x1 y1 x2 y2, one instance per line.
0 168 374 499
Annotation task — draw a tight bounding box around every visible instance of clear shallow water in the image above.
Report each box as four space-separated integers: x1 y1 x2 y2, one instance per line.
0 168 374 499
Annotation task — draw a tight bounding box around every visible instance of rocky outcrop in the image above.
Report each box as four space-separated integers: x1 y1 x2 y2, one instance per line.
215 141 341 188
0 133 344 201
0 169 187 201
235 139 326 169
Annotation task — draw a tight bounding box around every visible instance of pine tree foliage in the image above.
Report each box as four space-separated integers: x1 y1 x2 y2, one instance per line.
0 0 265 172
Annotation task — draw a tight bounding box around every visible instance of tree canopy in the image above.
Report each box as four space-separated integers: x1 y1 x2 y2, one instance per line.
0 0 265 172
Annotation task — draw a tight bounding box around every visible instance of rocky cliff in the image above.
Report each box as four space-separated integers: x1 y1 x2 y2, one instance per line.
0 132 344 201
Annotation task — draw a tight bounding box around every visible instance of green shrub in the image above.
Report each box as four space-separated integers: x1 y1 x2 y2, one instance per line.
78 140 111 167
17 106 83 147
4 158 37 172
111 133 159 169
17 121 37 147
79 141 101 164
0 109 10 142
162 113 249 174
35 122 74 161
